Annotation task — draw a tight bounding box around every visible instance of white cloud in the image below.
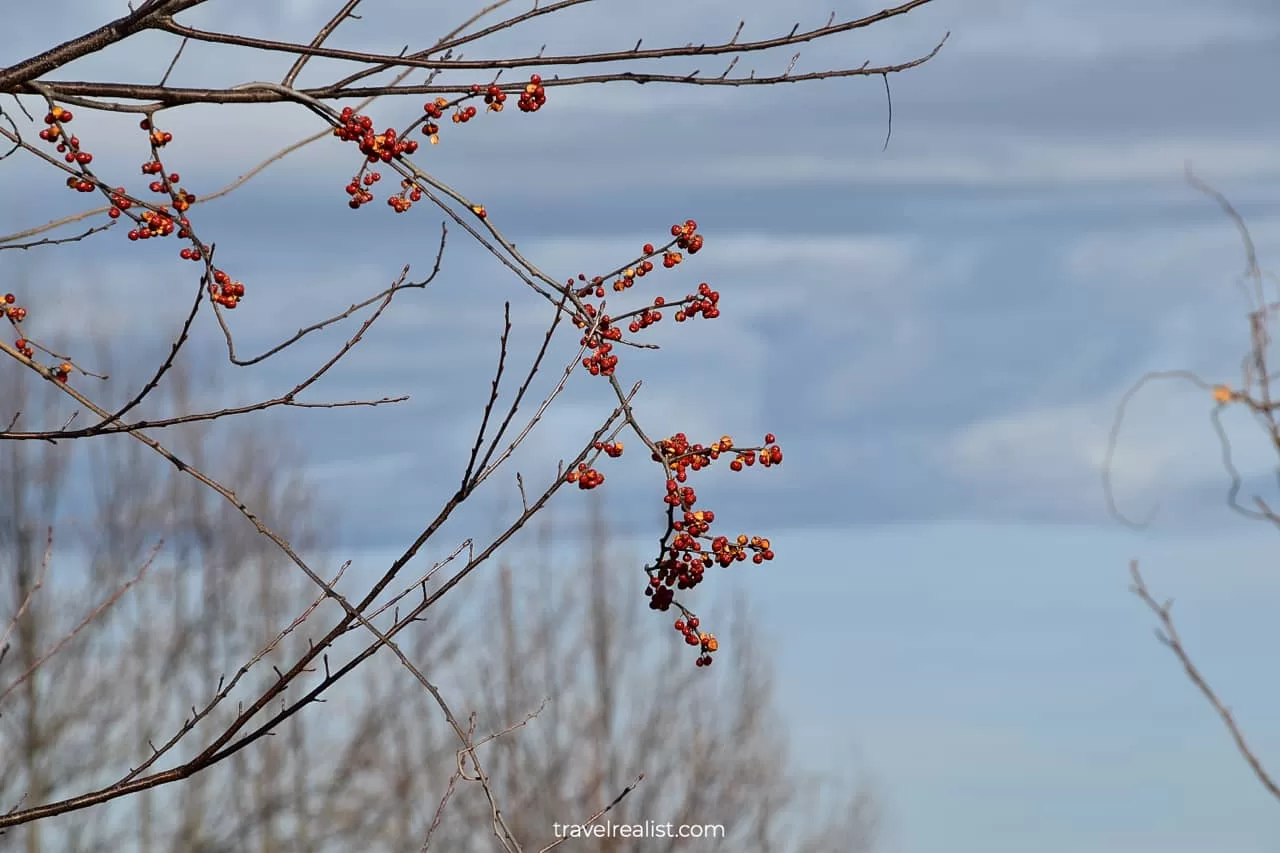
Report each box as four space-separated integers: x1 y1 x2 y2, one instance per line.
946 400 1111 511
940 0 1277 61
1061 215 1280 296
713 138 1280 188
944 374 1280 520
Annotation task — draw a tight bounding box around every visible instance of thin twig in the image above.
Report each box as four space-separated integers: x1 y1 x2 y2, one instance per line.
1128 561 1280 802
0 541 160 706
538 774 645 852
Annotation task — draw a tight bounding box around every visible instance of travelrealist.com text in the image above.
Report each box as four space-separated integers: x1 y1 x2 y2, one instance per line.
552 821 726 839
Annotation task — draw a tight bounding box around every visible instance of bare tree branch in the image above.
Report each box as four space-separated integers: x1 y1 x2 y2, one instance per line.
1128 561 1280 801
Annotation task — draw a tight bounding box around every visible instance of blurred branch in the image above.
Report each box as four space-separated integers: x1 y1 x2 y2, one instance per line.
0 223 114 251
0 540 159 706
0 527 52 669
0 254 440 441
1117 173 1280 809
537 774 645 853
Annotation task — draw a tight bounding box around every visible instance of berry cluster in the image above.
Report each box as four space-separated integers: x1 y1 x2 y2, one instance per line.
140 117 174 148
126 132 195 245
452 105 479 125
673 616 718 667
567 221 715 384
596 440 624 458
659 432 784 482
554 218 784 665
334 108 422 163
421 97 447 143
516 74 547 113
105 188 133 220
209 269 246 309
136 121 238 303
388 178 426 213
333 108 427 211
333 75 547 210
40 107 96 193
570 302 624 377
710 533 775 568
34 108 240 311
661 219 705 269
127 208 179 241
3 292 27 326
564 441 623 489
39 107 94 193
566 463 605 489
627 300 664 334
480 83 507 112
3 291 38 371
28 79 554 325
4 294 67 381
675 282 720 322
583 340 619 377
142 163 194 208
39 107 88 161
14 80 557 385
615 262 655 292
8 293 33 359
639 431 781 665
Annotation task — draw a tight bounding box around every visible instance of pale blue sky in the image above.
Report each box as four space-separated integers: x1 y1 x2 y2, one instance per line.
3 1 1280 850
